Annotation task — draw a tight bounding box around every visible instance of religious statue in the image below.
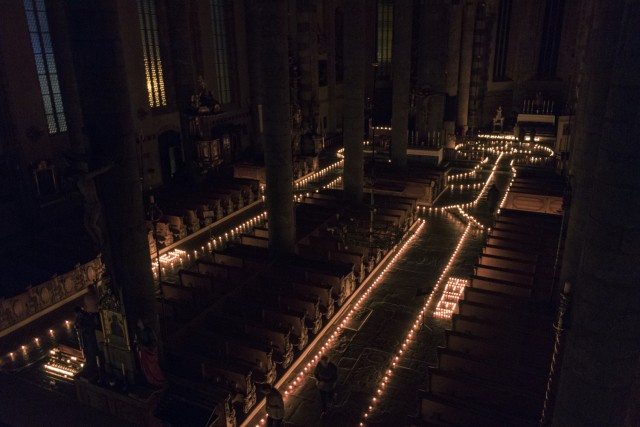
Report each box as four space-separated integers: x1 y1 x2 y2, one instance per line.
135 318 166 387
191 76 221 113
492 106 505 132
75 162 113 251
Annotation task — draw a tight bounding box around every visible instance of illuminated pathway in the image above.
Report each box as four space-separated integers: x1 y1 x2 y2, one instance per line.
239 153 516 426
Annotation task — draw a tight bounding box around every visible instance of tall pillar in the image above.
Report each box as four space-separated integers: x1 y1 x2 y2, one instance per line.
66 1 156 333
297 0 320 134
559 0 619 289
257 1 295 258
390 0 412 168
342 0 366 203
416 0 447 137
325 0 338 134
456 0 476 136
444 1 463 137
552 1 640 425
246 1 265 159
166 0 197 162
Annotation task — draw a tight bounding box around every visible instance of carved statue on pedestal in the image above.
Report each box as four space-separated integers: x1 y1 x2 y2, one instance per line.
493 106 505 132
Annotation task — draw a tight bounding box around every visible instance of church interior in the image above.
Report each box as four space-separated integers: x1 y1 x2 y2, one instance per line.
0 0 638 426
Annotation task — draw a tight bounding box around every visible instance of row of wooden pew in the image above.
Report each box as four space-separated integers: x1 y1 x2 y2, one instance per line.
146 178 261 250
416 208 562 426
155 193 419 426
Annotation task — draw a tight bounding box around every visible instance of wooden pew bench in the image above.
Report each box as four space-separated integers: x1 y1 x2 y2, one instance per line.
470 275 532 298
453 315 554 369
166 350 255 416
214 244 272 272
427 367 543 420
477 254 536 275
461 287 551 315
200 190 236 215
242 285 323 335
194 329 276 385
452 313 553 343
202 314 294 369
161 280 205 311
445 327 552 371
213 186 245 210
375 207 409 229
290 280 335 319
259 273 336 320
485 235 555 256
179 269 234 301
474 264 534 286
193 194 224 221
482 244 539 263
162 211 188 240
196 259 247 282
284 257 354 305
226 299 309 351
253 227 269 238
240 234 269 248
436 347 547 397
417 389 538 427
155 374 234 427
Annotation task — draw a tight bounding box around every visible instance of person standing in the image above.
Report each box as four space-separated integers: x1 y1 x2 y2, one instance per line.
83 284 100 328
74 306 99 374
263 384 285 427
487 184 500 215
314 355 338 416
136 318 166 388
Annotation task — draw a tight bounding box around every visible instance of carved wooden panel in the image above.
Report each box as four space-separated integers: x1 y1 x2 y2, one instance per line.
504 192 563 215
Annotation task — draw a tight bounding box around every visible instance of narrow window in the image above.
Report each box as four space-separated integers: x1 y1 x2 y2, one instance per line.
335 7 344 82
537 0 565 78
24 0 67 134
137 0 167 108
376 0 393 77
492 0 512 81
210 0 235 105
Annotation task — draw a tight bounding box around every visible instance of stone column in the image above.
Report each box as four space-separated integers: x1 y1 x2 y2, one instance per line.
559 0 618 290
456 0 476 136
325 0 338 134
246 0 265 159
257 1 296 258
342 0 366 203
166 0 197 162
417 0 447 137
444 1 463 137
66 1 157 333
390 0 412 168
552 1 640 425
297 0 320 135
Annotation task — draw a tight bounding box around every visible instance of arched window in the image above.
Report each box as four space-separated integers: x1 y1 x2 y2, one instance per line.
137 0 167 108
23 0 67 134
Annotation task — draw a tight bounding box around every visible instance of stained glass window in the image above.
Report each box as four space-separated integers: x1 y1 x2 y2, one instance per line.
24 0 67 134
210 0 235 104
137 0 167 108
376 0 393 77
